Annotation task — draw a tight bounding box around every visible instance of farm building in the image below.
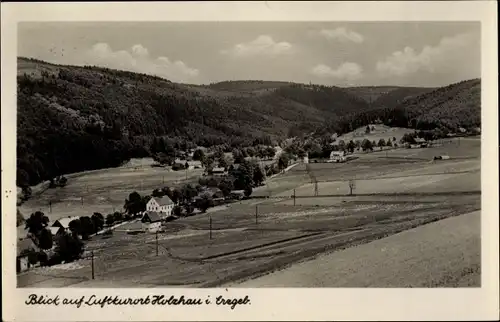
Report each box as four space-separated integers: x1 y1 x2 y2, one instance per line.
414 138 428 148
229 190 245 200
146 196 174 217
141 212 163 233
49 226 64 237
17 237 39 273
210 167 227 177
330 151 346 163
51 216 80 232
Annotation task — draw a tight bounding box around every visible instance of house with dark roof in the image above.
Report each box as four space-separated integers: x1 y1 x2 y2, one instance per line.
141 211 163 233
52 216 80 232
146 196 174 218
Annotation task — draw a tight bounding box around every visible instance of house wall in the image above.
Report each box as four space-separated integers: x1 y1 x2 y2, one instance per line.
142 222 162 233
146 199 173 216
17 257 29 273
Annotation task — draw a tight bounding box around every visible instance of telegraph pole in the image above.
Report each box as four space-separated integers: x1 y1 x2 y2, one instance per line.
255 205 258 225
81 196 84 206
293 189 296 206
49 201 52 213
155 231 159 256
209 215 212 240
91 251 95 280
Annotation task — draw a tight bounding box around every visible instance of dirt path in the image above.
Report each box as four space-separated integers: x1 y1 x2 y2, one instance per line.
228 211 480 287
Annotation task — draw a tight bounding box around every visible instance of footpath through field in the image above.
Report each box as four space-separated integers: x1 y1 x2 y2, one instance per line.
228 210 480 287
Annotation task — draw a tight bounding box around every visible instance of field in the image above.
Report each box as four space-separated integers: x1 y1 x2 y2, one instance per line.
336 124 414 144
18 160 203 223
17 137 481 288
230 210 480 287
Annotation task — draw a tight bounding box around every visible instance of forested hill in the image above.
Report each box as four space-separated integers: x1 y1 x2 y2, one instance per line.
17 57 368 186
344 86 435 106
16 57 480 187
319 78 481 135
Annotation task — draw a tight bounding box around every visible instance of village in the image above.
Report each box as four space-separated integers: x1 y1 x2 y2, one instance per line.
16 123 471 274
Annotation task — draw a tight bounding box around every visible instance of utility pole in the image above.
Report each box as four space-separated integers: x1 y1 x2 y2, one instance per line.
293 189 296 206
81 196 84 206
255 205 258 225
209 215 212 240
162 176 165 185
155 231 158 256
49 201 52 213
91 251 95 280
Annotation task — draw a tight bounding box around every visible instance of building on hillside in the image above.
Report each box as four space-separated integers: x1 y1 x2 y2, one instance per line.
330 151 346 163
52 216 80 233
49 226 65 237
229 190 245 200
414 138 428 148
16 237 39 273
141 212 162 233
146 196 174 218
209 167 227 177
228 164 241 177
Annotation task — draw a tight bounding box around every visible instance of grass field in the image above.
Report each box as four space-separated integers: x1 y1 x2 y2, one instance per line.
230 210 480 287
17 136 481 287
18 163 203 223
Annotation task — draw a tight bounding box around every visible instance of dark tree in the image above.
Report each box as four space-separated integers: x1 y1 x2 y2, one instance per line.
244 185 253 198
195 193 214 213
105 214 115 226
79 216 94 239
38 228 53 250
278 153 289 171
218 178 234 197
173 205 182 217
68 219 82 236
124 191 145 216
253 166 265 186
54 231 84 262
346 140 356 153
91 212 104 232
362 139 373 152
25 211 49 236
171 189 182 204
193 149 205 161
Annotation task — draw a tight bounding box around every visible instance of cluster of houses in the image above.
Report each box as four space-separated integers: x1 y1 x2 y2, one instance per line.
16 216 81 273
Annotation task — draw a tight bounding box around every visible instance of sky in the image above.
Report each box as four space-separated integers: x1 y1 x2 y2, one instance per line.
18 22 481 87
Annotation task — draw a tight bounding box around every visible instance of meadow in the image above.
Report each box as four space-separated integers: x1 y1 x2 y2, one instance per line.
17 135 481 287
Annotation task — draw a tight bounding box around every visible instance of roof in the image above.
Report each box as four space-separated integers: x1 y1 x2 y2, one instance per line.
414 138 426 143
49 227 62 235
151 196 174 206
142 211 162 223
52 216 80 229
17 237 38 257
231 190 245 195
212 167 226 172
330 151 345 156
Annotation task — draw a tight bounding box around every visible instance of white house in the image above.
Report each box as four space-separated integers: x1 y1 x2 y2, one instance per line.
330 151 346 163
146 196 174 218
210 167 227 177
141 212 162 233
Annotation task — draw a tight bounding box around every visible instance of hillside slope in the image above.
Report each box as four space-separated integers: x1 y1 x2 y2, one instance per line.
320 79 480 135
16 57 368 186
344 86 434 104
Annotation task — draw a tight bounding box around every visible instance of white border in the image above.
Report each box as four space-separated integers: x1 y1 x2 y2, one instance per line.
2 1 498 321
